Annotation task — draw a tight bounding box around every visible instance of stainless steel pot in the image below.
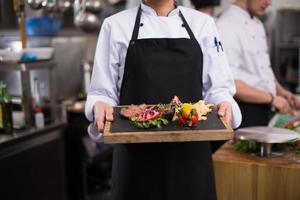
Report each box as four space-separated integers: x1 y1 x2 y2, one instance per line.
85 0 102 13
58 0 72 12
75 12 101 32
42 0 57 12
74 0 101 32
27 0 44 9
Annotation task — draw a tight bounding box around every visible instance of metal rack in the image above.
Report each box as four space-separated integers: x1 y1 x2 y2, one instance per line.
0 60 56 128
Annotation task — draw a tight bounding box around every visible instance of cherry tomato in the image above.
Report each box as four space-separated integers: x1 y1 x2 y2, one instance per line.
178 115 186 126
191 112 199 126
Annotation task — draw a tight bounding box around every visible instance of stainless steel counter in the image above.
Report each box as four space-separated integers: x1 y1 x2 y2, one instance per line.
0 120 67 159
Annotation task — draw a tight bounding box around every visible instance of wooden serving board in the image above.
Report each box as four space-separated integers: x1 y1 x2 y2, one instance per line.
103 106 233 144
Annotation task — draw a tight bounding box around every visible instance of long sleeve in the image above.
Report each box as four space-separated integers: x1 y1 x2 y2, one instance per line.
85 19 120 122
200 18 242 129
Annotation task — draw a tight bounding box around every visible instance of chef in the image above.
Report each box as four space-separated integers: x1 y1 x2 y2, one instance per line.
217 0 300 127
85 0 241 199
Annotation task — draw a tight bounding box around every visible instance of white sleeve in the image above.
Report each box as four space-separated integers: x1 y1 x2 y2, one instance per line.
201 18 242 129
85 19 120 122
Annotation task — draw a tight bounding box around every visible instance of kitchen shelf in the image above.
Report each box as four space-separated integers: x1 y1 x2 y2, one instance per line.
0 60 55 70
0 60 57 128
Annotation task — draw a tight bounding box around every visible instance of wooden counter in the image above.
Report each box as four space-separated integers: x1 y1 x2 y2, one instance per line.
213 143 300 200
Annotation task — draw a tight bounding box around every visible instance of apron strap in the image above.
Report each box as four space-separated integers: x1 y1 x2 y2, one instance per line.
131 5 197 41
178 11 196 40
131 5 142 40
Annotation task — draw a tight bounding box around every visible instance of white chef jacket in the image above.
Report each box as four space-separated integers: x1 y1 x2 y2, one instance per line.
85 3 242 140
217 4 276 96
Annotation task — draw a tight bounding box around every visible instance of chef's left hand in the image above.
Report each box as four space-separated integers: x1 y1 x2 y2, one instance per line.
281 90 300 109
217 101 232 127
218 102 234 143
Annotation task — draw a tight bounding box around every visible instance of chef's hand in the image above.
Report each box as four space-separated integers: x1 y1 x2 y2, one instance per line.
217 102 232 127
93 101 114 132
272 96 293 115
218 102 235 143
280 90 300 109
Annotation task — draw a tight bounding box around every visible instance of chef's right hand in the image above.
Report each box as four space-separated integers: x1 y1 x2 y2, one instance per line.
93 101 114 132
272 96 293 115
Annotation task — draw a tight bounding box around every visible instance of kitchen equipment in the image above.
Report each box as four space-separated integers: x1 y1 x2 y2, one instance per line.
25 16 62 36
0 61 57 128
58 0 72 12
74 0 101 32
107 0 125 5
75 12 101 32
27 0 43 9
85 0 102 13
42 0 57 12
0 49 22 62
235 126 300 157
0 47 54 62
23 47 54 60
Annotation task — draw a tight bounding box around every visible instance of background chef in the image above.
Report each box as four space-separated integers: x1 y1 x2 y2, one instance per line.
85 0 241 199
217 0 300 128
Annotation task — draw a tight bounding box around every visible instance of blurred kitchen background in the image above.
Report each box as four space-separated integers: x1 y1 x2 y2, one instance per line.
0 0 299 200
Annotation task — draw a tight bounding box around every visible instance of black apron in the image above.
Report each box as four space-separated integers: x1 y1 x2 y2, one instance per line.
237 101 272 128
112 6 216 200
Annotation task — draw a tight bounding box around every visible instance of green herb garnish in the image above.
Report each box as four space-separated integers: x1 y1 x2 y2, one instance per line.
130 117 169 129
233 139 260 153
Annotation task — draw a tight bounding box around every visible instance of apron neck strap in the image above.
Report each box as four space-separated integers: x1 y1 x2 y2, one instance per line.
131 5 143 40
131 5 196 41
178 11 196 40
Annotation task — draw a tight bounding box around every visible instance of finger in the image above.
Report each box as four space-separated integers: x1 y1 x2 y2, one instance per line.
218 104 226 117
95 109 105 131
291 97 298 108
225 108 232 126
223 106 232 127
286 95 295 108
287 106 294 116
105 106 114 121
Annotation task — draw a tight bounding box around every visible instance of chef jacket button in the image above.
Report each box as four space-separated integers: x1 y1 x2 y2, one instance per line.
131 41 135 45
245 21 248 25
140 23 144 27
252 35 255 39
256 51 260 55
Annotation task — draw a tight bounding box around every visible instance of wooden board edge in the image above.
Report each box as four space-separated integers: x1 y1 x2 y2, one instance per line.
103 121 112 137
220 117 233 132
104 130 233 144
